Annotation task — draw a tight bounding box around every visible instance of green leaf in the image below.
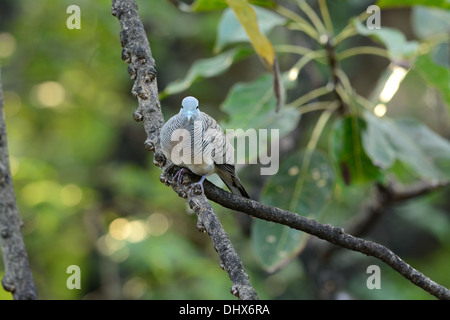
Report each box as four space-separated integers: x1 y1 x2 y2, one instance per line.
252 150 334 271
221 73 298 134
215 6 286 53
362 111 450 182
215 4 286 111
252 219 303 272
377 0 450 10
353 19 419 61
223 0 276 71
176 0 275 12
413 53 450 107
160 48 249 98
182 0 229 11
393 118 450 181
412 6 450 39
330 115 383 185
362 112 397 169
221 73 299 164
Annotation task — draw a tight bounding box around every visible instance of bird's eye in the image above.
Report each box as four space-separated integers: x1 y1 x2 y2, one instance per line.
196 106 199 109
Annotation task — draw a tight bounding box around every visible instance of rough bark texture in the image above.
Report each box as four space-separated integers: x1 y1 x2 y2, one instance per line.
0 64 38 300
111 0 258 300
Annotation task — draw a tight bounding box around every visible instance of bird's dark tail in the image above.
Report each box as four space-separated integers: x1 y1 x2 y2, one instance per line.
217 170 250 199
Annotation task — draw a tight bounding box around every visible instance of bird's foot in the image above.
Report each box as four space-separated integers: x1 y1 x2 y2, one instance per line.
173 169 206 195
173 168 188 185
190 175 206 195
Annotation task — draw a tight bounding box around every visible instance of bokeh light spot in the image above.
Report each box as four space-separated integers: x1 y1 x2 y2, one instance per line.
146 213 169 237
34 81 66 108
60 184 83 207
109 218 131 241
0 32 16 58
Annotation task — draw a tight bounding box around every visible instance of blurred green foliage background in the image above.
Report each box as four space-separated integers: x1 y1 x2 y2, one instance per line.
0 0 449 299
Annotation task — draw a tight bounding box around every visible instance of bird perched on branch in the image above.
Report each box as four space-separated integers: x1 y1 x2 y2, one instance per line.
160 96 249 198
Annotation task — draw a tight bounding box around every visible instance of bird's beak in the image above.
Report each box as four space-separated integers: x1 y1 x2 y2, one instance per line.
186 112 193 122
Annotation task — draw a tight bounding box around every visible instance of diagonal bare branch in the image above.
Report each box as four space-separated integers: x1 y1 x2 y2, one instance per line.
203 179 450 300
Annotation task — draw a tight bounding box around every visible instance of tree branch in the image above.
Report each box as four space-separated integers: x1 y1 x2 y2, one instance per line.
0 63 38 300
322 35 349 116
301 180 449 299
111 0 258 300
345 181 448 239
203 179 450 300
111 0 450 300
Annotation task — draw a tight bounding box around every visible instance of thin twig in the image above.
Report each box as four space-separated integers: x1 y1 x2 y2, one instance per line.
334 11 370 45
297 0 326 36
111 0 258 300
288 85 332 108
318 0 333 35
274 44 316 56
323 35 349 115
347 181 449 238
276 5 319 41
337 46 390 61
297 101 334 114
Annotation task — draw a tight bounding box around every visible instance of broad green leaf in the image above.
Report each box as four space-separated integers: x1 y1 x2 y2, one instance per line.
363 112 436 180
252 150 334 271
393 118 450 181
216 4 286 110
221 73 298 133
362 111 450 182
221 73 299 164
377 0 450 10
362 112 396 169
412 6 450 39
354 19 419 61
160 48 249 98
223 0 275 71
252 219 303 272
413 53 450 107
215 6 286 54
330 115 383 185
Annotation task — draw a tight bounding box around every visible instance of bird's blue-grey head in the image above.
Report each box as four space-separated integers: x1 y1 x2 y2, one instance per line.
179 96 200 123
